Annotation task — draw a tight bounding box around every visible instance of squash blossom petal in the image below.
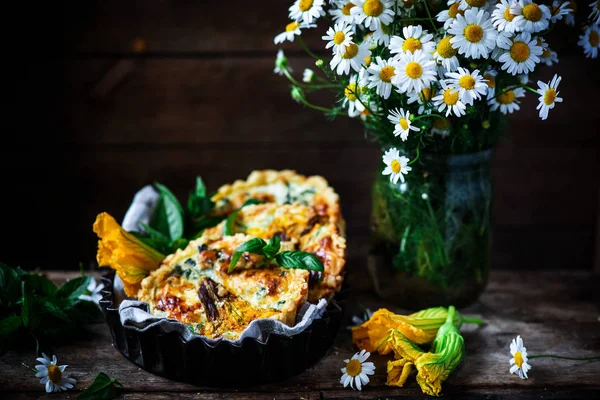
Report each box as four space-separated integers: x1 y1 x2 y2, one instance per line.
93 212 165 297
352 307 464 352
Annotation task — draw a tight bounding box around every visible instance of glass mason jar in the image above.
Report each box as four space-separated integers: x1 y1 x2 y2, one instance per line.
368 149 493 309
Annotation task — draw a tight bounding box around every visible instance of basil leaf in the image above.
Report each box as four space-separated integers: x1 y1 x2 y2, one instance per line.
24 274 58 297
170 238 190 252
263 236 281 259
0 263 21 304
40 300 72 323
140 223 171 243
193 215 225 232
275 251 324 272
78 372 123 400
128 231 172 255
223 198 265 236
151 183 185 242
56 276 91 301
228 238 267 272
21 281 40 330
70 301 105 325
187 176 213 219
0 316 21 335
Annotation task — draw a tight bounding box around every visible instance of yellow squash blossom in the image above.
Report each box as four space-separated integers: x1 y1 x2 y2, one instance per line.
352 307 464 353
93 212 165 297
386 306 465 397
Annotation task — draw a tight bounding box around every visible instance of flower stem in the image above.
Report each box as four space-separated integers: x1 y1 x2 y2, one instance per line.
462 317 485 325
22 363 38 373
407 147 420 165
529 355 600 361
297 36 320 60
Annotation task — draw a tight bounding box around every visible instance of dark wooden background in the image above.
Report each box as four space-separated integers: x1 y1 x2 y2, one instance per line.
2 1 599 273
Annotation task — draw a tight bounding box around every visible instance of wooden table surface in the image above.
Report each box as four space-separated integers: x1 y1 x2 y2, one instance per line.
1 270 599 399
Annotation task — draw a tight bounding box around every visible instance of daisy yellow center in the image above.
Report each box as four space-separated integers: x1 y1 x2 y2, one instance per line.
364 56 372 66
363 0 384 17
544 88 557 105
345 83 360 101
541 48 550 58
405 61 423 79
459 75 476 90
298 0 314 12
503 7 516 21
464 24 483 43
514 351 524 368
510 42 530 62
437 36 457 58
589 30 599 47
484 74 496 88
399 118 409 130
390 160 402 174
402 37 422 53
522 4 542 22
497 90 515 104
420 87 433 102
343 43 359 59
342 2 355 15
379 66 396 82
466 0 486 7
47 365 62 384
334 31 346 45
286 22 301 32
448 3 464 18
443 88 459 105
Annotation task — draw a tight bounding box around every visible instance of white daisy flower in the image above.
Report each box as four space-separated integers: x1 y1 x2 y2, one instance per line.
511 0 551 33
578 24 600 59
491 0 521 33
432 80 467 117
367 57 399 99
540 46 559 66
352 99 382 120
330 1 357 25
274 50 290 76
34 353 77 393
407 87 436 114
488 87 526 114
351 0 395 31
79 277 105 304
330 41 371 75
589 1 600 25
437 3 465 30
388 108 420 141
340 350 376 391
509 335 532 380
448 7 498 59
433 36 460 73
518 72 529 84
382 148 412 184
445 67 488 105
342 74 368 116
289 0 326 24
482 68 497 99
390 25 436 57
563 1 576 26
274 21 316 45
392 50 438 94
536 74 562 120
372 22 393 46
497 31 543 75
323 22 354 54
549 0 573 23
458 0 490 11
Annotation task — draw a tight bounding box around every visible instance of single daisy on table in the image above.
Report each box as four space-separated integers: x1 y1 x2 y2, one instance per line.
437 3 465 30
351 0 395 31
389 25 436 57
483 68 497 99
496 31 543 75
330 0 357 25
289 0 326 24
322 22 354 54
342 74 368 116
330 41 371 75
540 46 559 66
509 335 532 379
448 7 498 59
392 50 438 94
79 277 105 304
536 74 562 120
549 0 573 23
372 22 393 46
432 80 467 117
382 148 412 184
340 349 376 391
510 0 551 33
433 36 460 73
274 21 315 44
34 353 77 393
407 87 436 114
388 108 420 141
577 24 600 59
367 57 399 99
457 0 489 11
445 67 488 105
589 1 600 25
488 87 526 114
491 0 520 33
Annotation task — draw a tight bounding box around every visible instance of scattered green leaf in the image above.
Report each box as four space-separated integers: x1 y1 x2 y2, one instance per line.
0 316 21 335
56 276 91 301
77 372 123 400
228 238 267 272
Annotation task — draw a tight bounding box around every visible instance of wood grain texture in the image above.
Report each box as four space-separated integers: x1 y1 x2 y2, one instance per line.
0 270 599 399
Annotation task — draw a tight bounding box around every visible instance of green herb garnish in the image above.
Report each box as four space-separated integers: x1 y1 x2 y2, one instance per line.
77 372 123 400
228 237 324 273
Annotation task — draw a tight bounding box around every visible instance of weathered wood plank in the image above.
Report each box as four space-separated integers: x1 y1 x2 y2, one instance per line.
0 271 598 399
